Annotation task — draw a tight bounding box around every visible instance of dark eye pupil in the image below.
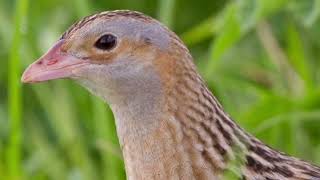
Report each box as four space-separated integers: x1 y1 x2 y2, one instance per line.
95 34 117 50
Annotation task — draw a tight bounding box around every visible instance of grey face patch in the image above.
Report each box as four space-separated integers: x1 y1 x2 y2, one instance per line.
73 57 165 135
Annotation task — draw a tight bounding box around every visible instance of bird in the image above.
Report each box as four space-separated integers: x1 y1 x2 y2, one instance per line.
21 10 320 180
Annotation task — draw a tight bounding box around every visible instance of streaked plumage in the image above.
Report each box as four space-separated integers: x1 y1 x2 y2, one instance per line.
22 10 320 179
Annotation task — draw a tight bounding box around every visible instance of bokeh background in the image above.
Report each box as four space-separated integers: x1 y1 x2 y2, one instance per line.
1 0 320 179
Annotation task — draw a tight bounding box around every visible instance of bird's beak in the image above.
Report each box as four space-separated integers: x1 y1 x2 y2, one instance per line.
21 39 89 83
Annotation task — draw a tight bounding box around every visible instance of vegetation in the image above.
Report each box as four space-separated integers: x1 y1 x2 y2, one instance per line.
1 0 320 179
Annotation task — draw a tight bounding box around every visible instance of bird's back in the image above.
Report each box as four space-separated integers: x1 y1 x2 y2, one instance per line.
164 49 320 179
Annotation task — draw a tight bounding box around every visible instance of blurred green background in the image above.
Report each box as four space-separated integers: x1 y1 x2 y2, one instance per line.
1 0 320 179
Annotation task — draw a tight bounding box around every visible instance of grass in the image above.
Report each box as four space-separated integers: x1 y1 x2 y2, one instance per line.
1 0 320 179
158 0 175 28
7 0 29 179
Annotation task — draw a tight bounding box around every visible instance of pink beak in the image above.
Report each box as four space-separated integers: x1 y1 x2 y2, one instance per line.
21 40 88 83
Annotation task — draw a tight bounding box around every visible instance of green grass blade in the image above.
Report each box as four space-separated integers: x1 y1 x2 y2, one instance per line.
286 21 313 91
205 4 241 77
254 110 320 133
304 0 320 27
0 6 12 51
7 0 29 179
158 0 175 28
181 16 217 46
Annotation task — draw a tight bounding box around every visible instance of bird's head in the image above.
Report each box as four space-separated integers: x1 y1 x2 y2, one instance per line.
22 10 188 103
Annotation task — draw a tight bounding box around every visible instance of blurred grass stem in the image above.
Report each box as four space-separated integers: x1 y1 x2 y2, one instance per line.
256 21 302 95
7 0 29 179
158 0 175 28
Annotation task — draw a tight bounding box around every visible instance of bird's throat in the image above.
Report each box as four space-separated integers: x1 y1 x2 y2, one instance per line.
109 81 187 179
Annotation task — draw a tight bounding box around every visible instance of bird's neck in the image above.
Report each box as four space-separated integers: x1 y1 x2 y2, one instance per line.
109 77 187 179
108 58 255 179
104 60 182 179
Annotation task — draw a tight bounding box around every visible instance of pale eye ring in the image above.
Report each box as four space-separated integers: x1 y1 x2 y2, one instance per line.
94 34 117 50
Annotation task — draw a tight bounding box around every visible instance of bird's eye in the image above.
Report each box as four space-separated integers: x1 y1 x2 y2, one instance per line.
94 34 117 50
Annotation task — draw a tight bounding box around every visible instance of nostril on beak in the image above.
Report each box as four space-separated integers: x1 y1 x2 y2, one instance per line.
35 59 58 66
46 59 58 66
